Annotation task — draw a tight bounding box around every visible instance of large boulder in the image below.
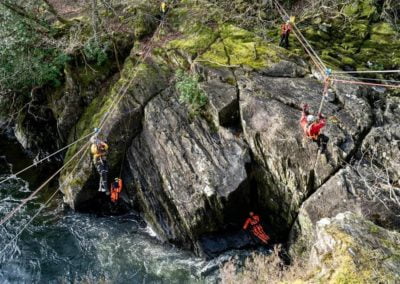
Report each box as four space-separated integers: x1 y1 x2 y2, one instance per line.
362 96 400 183
290 166 400 257
126 87 251 253
237 70 373 235
307 212 400 283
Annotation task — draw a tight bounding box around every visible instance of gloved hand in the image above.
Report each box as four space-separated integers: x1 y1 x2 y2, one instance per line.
302 103 309 112
318 112 324 119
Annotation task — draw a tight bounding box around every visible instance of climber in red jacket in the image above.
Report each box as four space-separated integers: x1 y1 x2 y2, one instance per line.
279 20 292 49
243 212 270 244
110 178 123 203
300 103 329 152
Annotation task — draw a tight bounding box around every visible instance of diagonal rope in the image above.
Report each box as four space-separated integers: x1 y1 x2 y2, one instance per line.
333 75 400 85
0 2 175 232
0 131 95 185
273 1 326 76
317 78 331 115
0 143 91 257
96 9 172 135
331 78 400 89
0 141 90 227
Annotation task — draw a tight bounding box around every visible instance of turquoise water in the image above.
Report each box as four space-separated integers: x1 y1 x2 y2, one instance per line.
0 175 229 283
0 139 261 283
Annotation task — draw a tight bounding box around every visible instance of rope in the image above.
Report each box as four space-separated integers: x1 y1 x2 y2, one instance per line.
0 131 95 185
274 1 327 71
331 78 400 89
0 141 89 227
317 78 331 115
333 75 400 85
95 8 172 135
273 1 326 76
0 2 174 232
0 144 91 257
332 69 400 75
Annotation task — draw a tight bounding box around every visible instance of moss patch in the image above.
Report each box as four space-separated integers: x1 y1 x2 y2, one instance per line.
199 24 285 69
294 0 400 71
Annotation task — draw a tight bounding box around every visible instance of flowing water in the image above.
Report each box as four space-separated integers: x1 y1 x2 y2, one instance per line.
0 139 261 283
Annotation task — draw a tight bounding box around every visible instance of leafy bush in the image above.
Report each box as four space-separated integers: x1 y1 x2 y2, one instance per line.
175 69 207 116
83 40 109 66
0 6 70 93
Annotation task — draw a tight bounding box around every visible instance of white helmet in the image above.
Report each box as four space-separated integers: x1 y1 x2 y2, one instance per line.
90 135 99 144
307 115 316 123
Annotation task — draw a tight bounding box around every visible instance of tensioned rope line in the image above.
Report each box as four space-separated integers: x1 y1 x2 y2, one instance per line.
0 143 92 256
96 37 157 133
95 9 171 135
274 4 325 75
273 0 327 75
0 4 174 228
333 75 400 85
331 78 400 89
0 131 95 185
0 141 90 227
332 69 400 75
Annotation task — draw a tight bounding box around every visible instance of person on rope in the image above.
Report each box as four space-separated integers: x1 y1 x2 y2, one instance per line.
110 177 123 203
90 136 109 194
300 104 329 153
279 19 292 49
243 212 270 244
160 0 167 15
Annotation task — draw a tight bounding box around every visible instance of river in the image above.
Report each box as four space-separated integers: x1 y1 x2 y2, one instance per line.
0 139 261 283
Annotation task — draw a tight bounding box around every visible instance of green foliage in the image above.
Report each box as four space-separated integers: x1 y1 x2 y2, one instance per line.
83 40 109 66
175 69 207 116
0 5 69 93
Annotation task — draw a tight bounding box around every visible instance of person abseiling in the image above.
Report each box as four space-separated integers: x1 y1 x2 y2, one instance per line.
279 19 292 49
90 135 109 194
160 0 167 15
243 212 270 244
110 177 123 203
300 103 328 152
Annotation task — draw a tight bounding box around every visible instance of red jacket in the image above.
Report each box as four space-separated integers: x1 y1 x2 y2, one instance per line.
110 179 123 203
281 23 292 35
300 111 326 140
243 215 261 230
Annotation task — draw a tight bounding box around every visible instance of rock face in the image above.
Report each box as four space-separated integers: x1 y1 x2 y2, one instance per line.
49 0 399 263
126 87 250 252
290 166 400 257
60 58 170 210
237 70 373 235
308 212 400 283
362 96 400 183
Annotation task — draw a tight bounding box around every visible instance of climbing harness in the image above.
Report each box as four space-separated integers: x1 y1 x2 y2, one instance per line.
317 70 332 115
